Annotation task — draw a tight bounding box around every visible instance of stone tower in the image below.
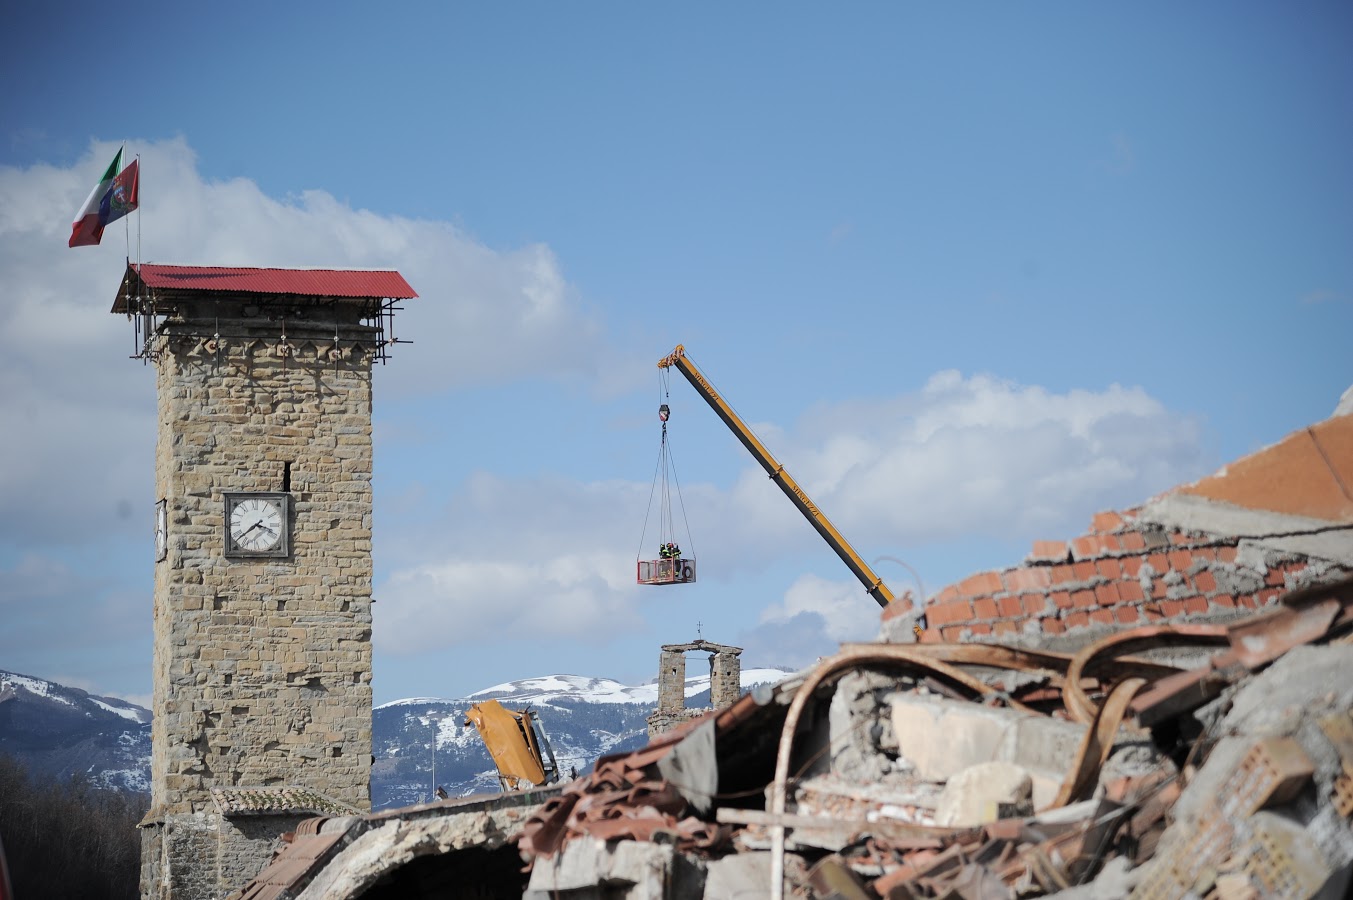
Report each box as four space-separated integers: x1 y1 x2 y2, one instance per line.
113 264 415 899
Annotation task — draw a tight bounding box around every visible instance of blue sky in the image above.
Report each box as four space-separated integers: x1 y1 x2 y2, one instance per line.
1 2 1350 706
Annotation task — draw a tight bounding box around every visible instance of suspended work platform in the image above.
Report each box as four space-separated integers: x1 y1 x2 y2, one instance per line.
637 557 697 586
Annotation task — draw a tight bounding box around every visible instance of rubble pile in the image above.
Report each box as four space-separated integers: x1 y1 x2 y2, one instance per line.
513 577 1353 899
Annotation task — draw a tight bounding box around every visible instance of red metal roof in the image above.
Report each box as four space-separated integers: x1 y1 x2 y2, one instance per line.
126 264 417 299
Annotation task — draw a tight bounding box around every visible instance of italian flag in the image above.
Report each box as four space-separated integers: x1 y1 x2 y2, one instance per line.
69 147 139 247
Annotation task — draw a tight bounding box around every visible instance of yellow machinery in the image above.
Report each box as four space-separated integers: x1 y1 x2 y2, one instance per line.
464 699 560 792
658 344 897 609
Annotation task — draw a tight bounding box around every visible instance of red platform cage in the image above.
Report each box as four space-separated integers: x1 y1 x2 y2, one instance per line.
637 557 697 586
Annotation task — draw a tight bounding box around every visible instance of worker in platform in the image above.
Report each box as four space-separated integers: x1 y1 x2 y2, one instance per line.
668 542 681 560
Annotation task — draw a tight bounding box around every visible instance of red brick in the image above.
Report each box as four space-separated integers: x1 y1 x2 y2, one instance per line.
1237 594 1258 609
959 571 1004 597
1217 546 1238 563
1152 579 1169 599
1118 580 1144 602
942 626 965 642
1147 553 1170 574
1004 567 1052 592
1193 570 1217 593
1071 536 1100 559
1258 587 1282 605
1120 531 1147 552
1161 599 1186 617
1051 564 1077 584
1072 589 1097 608
993 621 1018 636
1066 611 1090 628
1042 617 1066 634
927 599 973 626
1095 583 1122 606
1099 534 1124 554
1022 593 1047 615
1051 591 1073 609
1168 550 1194 571
1121 557 1143 577
1029 540 1069 562
933 584 960 605
919 628 942 644
1183 596 1208 615
1142 604 1165 622
1072 561 1098 581
1191 547 1217 562
1089 609 1115 625
1114 606 1140 624
1096 559 1123 579
1265 567 1288 586
1169 532 1192 546
1212 594 1236 608
968 623 992 636
973 597 999 619
1093 511 1125 533
998 596 1023 617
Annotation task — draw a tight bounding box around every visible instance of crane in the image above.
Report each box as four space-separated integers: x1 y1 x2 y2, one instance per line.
657 345 897 609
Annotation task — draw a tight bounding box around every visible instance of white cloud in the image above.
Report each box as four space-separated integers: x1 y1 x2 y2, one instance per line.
375 552 645 655
0 137 609 548
742 370 1207 545
759 573 881 643
372 367 1208 660
0 138 1214 696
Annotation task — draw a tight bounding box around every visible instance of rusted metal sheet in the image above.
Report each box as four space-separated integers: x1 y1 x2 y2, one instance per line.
1052 678 1148 808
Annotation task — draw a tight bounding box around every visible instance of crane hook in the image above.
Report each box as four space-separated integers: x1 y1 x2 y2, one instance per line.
658 403 670 423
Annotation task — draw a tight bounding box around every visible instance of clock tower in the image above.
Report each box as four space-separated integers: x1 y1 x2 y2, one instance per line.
113 264 415 899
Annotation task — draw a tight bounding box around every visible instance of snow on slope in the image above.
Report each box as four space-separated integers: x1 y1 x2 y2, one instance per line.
378 667 793 710
91 698 150 724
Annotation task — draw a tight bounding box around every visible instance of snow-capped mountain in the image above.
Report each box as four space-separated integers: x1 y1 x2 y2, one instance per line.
374 668 791 809
0 666 793 810
0 670 151 793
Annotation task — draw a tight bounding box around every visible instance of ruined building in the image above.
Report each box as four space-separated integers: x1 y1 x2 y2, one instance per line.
112 264 415 899
647 639 742 737
227 388 1353 899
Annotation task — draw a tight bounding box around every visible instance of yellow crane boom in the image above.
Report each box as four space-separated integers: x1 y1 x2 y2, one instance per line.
657 345 896 608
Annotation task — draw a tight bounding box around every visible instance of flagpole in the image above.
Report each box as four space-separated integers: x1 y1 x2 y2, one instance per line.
134 152 142 269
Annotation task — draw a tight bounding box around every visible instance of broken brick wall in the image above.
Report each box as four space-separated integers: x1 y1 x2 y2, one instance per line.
893 509 1352 644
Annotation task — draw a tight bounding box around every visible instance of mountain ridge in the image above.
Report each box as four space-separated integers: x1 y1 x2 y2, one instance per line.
0 666 793 809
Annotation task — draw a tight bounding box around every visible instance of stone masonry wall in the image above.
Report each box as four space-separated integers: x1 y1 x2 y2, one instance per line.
147 311 377 898
648 640 744 738
710 651 742 709
657 649 687 712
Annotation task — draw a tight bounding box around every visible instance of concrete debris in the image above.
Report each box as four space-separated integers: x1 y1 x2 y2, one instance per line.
499 576 1353 900
933 761 1034 827
226 578 1353 900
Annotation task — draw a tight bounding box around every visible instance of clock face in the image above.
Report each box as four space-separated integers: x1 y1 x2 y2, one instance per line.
225 493 289 557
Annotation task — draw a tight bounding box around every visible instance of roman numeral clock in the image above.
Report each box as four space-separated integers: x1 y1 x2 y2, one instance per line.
224 492 289 557
112 263 415 900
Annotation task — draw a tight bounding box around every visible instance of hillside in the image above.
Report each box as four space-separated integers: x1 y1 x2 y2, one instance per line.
0 667 792 810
